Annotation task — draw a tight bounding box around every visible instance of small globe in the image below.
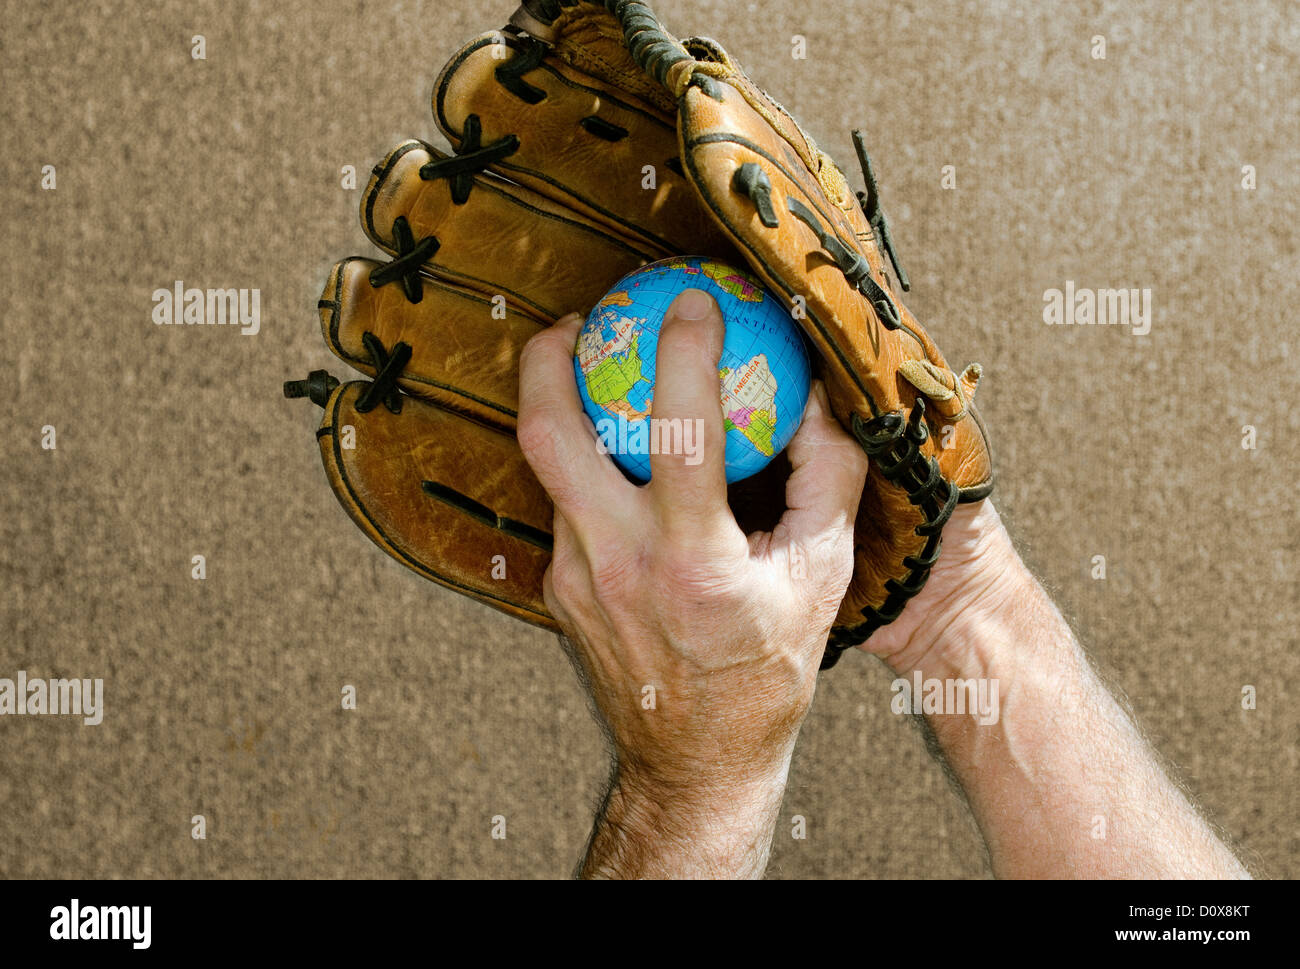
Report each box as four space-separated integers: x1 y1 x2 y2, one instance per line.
574 256 812 484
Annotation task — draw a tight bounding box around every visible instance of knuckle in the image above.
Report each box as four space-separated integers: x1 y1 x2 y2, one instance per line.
519 325 573 376
813 533 857 605
815 420 871 468
515 407 561 463
587 545 645 608
516 413 587 511
654 542 741 601
548 561 587 613
782 522 856 609
516 341 542 383
827 538 857 594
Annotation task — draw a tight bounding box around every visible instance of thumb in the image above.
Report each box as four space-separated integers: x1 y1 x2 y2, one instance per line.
770 381 868 567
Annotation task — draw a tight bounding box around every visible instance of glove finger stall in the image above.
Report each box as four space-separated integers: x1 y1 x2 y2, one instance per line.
364 139 666 321
434 28 737 257
316 381 555 629
319 257 543 432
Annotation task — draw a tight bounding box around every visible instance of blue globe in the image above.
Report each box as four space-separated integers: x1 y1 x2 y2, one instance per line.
574 256 812 484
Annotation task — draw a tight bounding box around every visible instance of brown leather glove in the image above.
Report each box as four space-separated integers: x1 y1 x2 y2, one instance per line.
285 0 993 669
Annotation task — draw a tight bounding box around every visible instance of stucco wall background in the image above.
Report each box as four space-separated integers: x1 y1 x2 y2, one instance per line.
1 0 1295 878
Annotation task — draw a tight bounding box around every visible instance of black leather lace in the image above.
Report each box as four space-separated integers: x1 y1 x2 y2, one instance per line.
820 398 958 669
786 196 902 333
853 130 910 292
495 32 549 103
368 216 439 304
353 332 413 415
419 114 520 204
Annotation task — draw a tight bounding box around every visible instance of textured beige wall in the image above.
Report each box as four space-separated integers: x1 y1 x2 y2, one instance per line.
1 0 1295 878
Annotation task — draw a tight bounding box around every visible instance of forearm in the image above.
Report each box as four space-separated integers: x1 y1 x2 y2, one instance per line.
907 524 1250 878
580 757 794 879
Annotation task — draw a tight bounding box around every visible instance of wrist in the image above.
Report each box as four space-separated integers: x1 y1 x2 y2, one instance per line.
617 746 795 833
883 519 1090 751
581 755 794 878
869 500 1028 679
894 552 1031 683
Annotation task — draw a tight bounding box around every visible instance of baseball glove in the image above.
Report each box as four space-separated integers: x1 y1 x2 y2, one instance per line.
285 0 993 669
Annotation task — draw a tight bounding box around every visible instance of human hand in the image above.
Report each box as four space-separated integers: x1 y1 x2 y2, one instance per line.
854 499 1030 680
516 288 868 876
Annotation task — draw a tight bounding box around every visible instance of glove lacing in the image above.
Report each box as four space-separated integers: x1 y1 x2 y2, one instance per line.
820 398 959 669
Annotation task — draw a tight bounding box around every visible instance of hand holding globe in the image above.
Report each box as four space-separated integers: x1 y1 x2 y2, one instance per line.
573 257 811 484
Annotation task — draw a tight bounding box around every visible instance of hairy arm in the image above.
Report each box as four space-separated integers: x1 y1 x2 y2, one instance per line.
580 763 793 879
866 501 1252 878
